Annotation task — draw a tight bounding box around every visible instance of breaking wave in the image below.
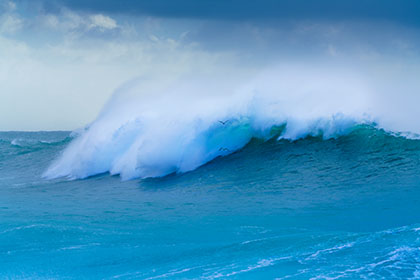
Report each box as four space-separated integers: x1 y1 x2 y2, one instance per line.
43 66 416 180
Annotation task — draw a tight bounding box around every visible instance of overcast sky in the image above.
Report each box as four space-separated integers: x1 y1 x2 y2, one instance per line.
1 0 420 130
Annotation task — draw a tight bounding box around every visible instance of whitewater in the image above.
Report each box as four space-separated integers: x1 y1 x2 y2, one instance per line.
44 63 414 181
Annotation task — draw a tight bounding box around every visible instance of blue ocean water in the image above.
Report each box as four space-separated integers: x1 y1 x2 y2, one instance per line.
1 126 420 279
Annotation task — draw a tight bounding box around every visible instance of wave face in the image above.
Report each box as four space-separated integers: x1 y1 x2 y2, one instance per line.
44 66 380 180
43 116 363 180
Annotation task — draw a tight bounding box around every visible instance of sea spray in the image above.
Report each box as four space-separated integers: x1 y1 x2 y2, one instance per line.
43 65 374 180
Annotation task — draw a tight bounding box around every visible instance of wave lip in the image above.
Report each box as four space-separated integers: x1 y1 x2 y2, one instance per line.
44 67 377 180
43 113 364 181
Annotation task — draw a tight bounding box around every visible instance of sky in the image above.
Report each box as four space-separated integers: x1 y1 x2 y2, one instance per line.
1 0 420 131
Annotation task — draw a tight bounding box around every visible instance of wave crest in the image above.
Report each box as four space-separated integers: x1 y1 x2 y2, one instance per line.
44 67 375 180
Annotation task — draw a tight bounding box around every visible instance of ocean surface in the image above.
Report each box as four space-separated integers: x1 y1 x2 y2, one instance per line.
1 126 420 279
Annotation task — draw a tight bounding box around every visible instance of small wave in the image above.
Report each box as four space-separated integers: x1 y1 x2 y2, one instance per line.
0 224 49 234
10 137 71 148
143 267 197 280
58 243 100 251
10 138 34 147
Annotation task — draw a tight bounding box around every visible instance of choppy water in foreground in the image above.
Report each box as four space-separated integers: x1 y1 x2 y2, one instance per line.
1 127 420 279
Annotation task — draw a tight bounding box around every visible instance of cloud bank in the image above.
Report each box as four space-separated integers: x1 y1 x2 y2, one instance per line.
1 0 420 131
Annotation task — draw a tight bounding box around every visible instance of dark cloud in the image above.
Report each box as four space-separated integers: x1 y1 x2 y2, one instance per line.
30 0 420 26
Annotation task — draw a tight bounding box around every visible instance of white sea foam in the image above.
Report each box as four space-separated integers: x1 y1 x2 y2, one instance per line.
42 64 417 180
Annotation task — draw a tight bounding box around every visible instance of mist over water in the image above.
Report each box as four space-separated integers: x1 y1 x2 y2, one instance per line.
44 59 420 180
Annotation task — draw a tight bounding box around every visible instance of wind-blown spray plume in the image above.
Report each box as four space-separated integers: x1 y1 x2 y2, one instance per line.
44 65 377 180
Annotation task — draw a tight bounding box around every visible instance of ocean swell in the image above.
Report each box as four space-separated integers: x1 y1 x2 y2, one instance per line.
44 66 378 180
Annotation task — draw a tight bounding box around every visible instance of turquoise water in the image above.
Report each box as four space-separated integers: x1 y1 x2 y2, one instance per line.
1 127 420 279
